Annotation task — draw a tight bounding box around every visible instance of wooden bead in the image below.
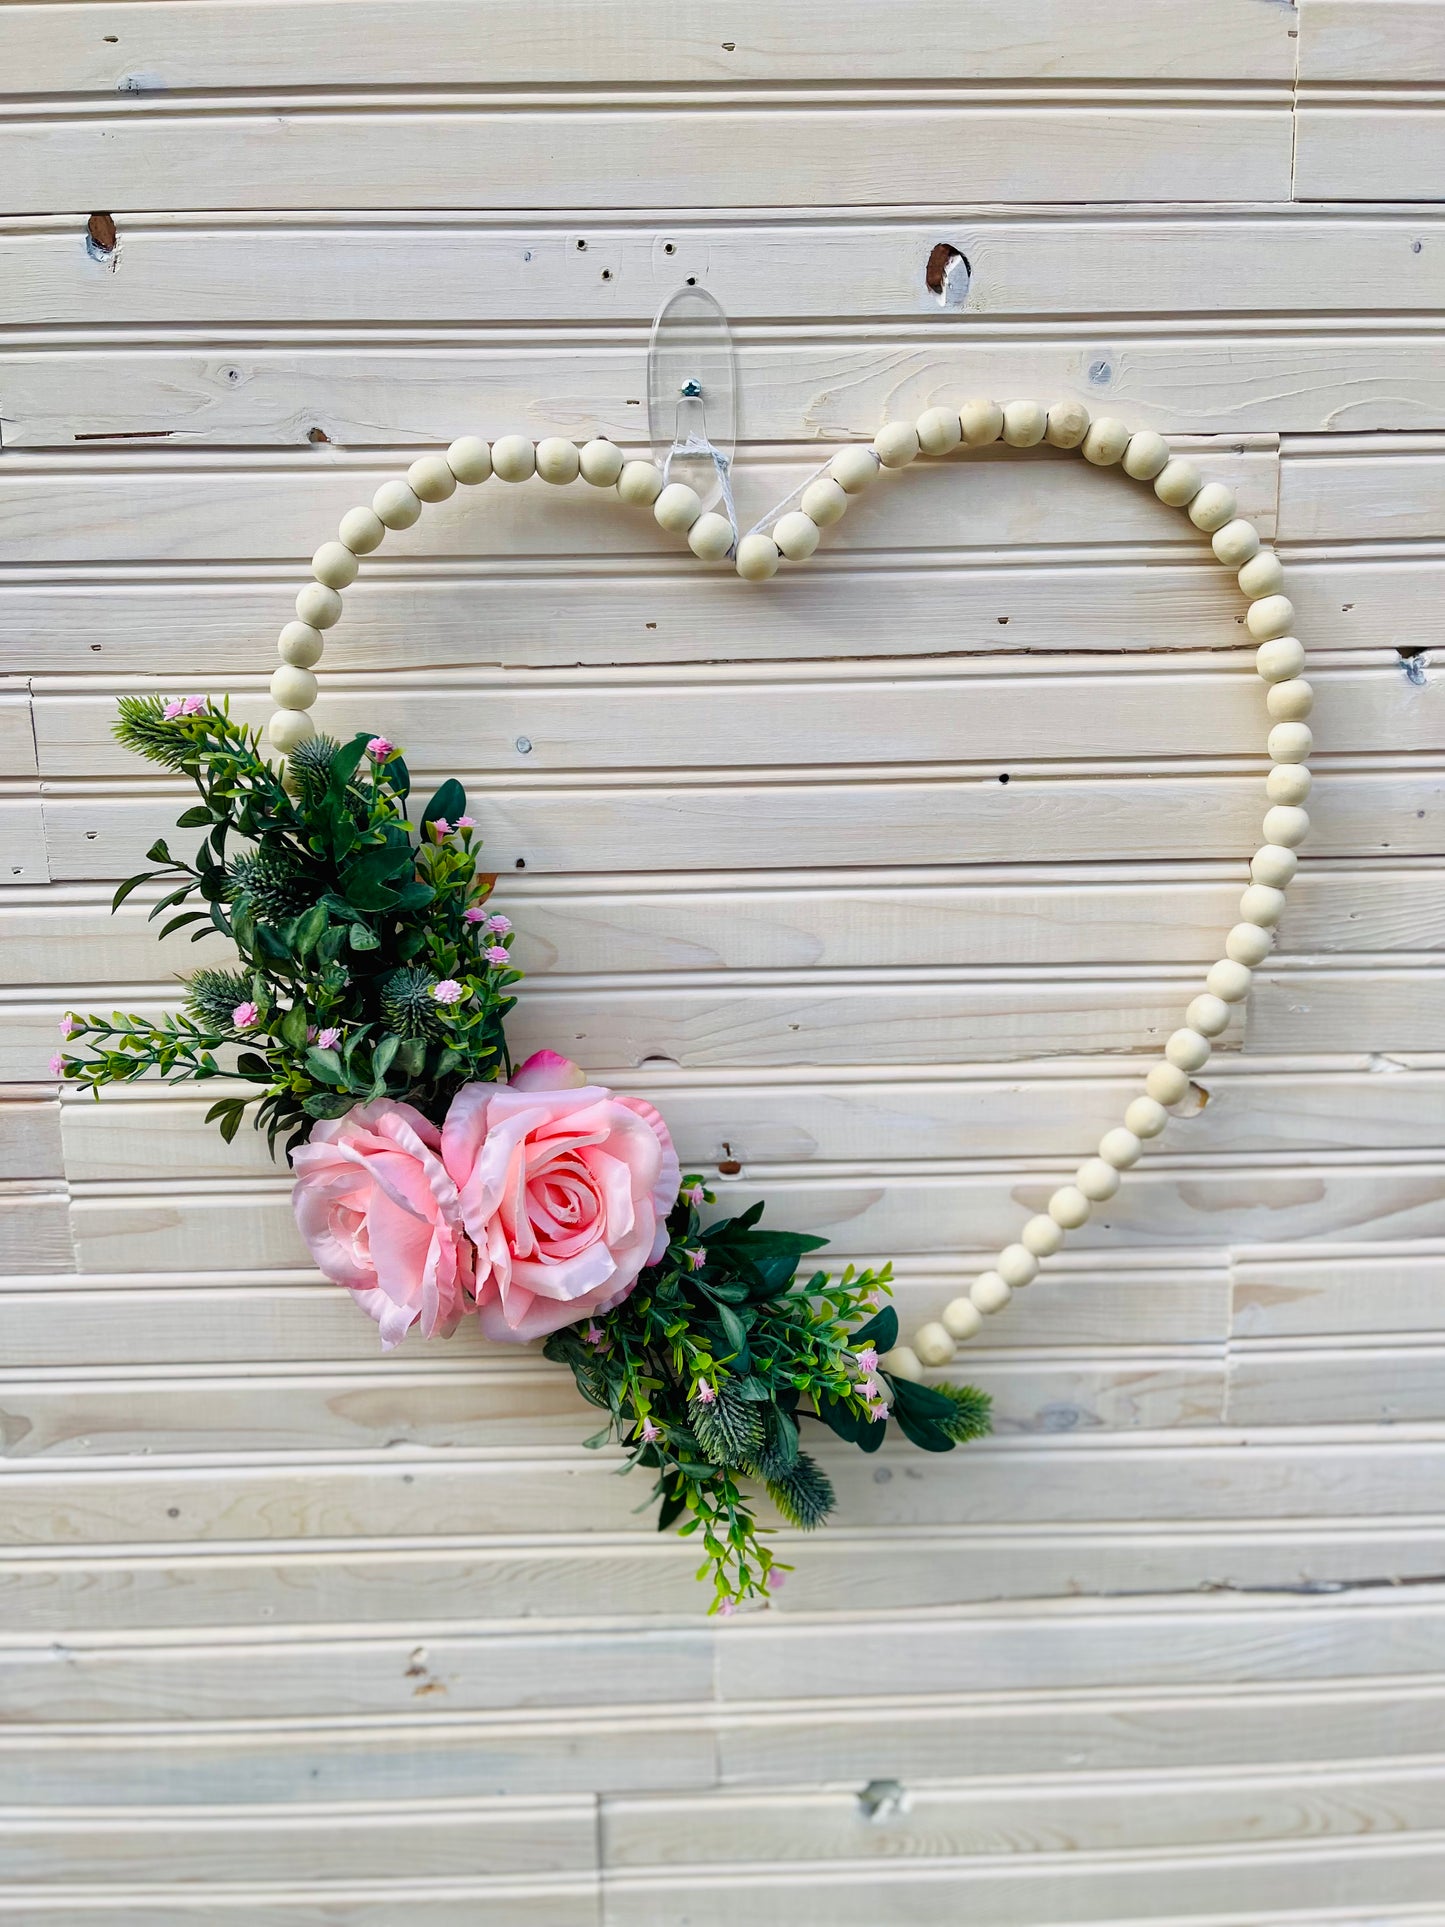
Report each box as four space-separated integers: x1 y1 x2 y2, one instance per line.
801 477 848 526
997 1243 1039 1288
1098 1127 1142 1169
735 533 780 581
1246 594 1296 641
1154 457 1204 507
1076 1157 1121 1201
372 480 421 529
1045 399 1090 449
579 438 625 487
311 541 359 590
1225 921 1274 967
339 506 385 555
1266 764 1312 806
1022 1213 1065 1257
916 405 963 455
1207 958 1252 1002
1048 1186 1092 1229
1211 518 1260 567
490 436 536 483
267 709 314 752
874 420 920 468
1001 399 1047 448
1268 721 1313 764
1238 551 1285 599
1122 430 1170 480
688 512 735 561
1263 804 1310 849
1240 883 1287 928
617 459 664 507
1266 678 1314 721
1186 993 1231 1038
830 446 880 492
653 482 702 533
1255 636 1305 684
447 436 493 485
270 663 317 710
1165 1028 1211 1072
407 455 456 503
295 582 342 629
913 1320 957 1366
1081 417 1130 466
1146 1061 1191 1106
970 1271 1012 1314
959 398 1003 446
880 1344 923 1382
1124 1095 1169 1138
535 438 580 485
941 1296 984 1341
1188 482 1237 532
278 621 324 669
1250 844 1298 889
773 511 820 561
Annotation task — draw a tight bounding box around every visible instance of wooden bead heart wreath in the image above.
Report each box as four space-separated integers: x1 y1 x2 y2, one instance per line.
264 397 1313 1380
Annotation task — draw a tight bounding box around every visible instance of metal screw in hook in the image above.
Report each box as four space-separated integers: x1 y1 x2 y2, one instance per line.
680 378 703 398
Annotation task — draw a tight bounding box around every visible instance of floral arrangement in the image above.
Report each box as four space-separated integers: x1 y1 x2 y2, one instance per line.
55 698 989 1610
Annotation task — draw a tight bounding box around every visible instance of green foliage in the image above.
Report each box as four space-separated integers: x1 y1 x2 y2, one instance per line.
766 1453 835 1531
379 965 442 1040
227 846 318 922
183 967 254 1029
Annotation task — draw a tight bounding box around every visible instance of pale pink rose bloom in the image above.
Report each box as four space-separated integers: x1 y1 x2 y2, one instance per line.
444 1051 681 1343
291 1100 475 1351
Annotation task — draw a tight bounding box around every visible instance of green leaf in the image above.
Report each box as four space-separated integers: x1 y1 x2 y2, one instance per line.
656 1487 688 1533
144 839 173 865
176 805 213 828
294 900 329 958
110 871 161 912
715 1301 752 1362
422 778 466 829
235 1052 272 1079
371 1034 400 1084
157 911 208 940
304 1045 344 1085
279 1003 310 1049
340 844 413 911
851 1305 899 1353
348 921 381 951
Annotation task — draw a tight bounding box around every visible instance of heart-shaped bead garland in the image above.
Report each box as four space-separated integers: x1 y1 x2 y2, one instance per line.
263 398 1314 1381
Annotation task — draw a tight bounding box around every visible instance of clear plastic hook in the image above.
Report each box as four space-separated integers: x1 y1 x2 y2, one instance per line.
648 284 738 515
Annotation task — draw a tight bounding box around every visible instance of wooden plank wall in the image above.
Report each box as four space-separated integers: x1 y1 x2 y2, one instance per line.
2 0 1444 1919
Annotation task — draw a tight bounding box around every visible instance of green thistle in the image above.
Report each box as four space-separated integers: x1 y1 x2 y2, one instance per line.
688 1384 764 1470
183 968 255 1030
767 1452 836 1530
227 847 316 922
284 733 345 812
379 966 440 1039
931 1381 993 1444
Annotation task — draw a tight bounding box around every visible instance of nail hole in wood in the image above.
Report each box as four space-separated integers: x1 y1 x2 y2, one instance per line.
924 242 969 308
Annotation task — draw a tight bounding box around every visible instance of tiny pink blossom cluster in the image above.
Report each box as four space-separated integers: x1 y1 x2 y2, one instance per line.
290 1050 682 1349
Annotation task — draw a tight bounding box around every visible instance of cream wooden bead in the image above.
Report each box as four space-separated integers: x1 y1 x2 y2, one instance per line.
1165 1028 1211 1072
1081 417 1129 466
941 1296 984 1341
1250 844 1298 888
687 511 735 562
1122 429 1171 480
1266 763 1312 806
970 1271 1012 1314
801 477 848 527
916 405 963 455
338 507 385 556
278 620 324 669
1246 594 1296 641
997 1243 1039 1288
407 455 456 503
880 1344 923 1382
1125 1095 1169 1138
1045 399 1090 449
1048 1185 1092 1229
535 437 580 485
295 581 342 629
913 1320 957 1366
873 420 920 468
773 511 820 561
1268 721 1312 764
1255 636 1306 683
1211 518 1260 567
1263 804 1310 848
735 533 780 581
1207 958 1252 1002
1001 399 1047 448
270 663 317 711
1186 993 1231 1038
1154 457 1204 507
830 446 881 493
1076 1157 1121 1202
447 436 493 485
1238 551 1285 599
1022 1213 1065 1257
490 435 536 483
1099 1127 1142 1170
653 482 702 534
1146 1061 1191 1106
1188 482 1237 533
959 398 1003 446
1240 883 1286 928
579 438 625 487
617 459 664 507
312 540 359 590
1225 921 1274 967
372 479 422 529
1266 678 1314 721
267 709 314 752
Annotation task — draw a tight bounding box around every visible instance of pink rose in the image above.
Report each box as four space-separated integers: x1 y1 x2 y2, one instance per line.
290 1100 475 1351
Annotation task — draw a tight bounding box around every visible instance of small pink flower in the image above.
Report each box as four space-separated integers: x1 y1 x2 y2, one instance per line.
695 1378 716 1404
853 1347 879 1374
861 1376 883 1400
718 1599 736 1617
181 695 206 716
684 1183 705 1207
432 818 451 838
686 1247 706 1271
316 1027 341 1050
456 815 475 829
232 1001 259 1028
365 736 393 759
867 1400 889 1423
58 1014 76 1039
484 945 510 968
767 1569 786 1591
640 1417 661 1443
163 699 184 720
463 907 487 924
584 1323 605 1346
49 1052 65 1077
432 979 464 1006
485 913 512 934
